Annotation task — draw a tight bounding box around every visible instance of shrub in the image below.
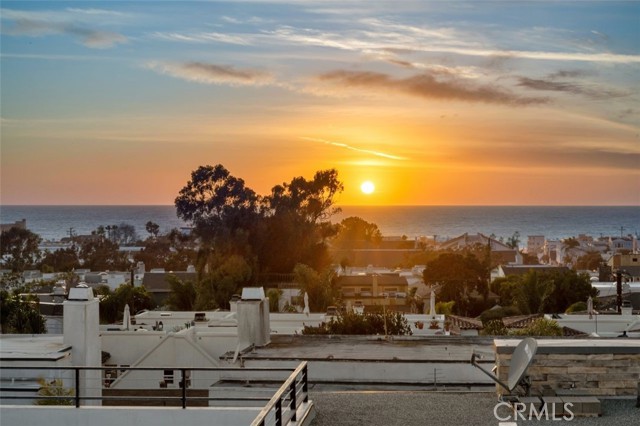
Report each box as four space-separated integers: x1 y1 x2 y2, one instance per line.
302 311 412 336
511 317 562 337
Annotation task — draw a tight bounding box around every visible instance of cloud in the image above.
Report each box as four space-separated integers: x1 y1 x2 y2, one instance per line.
146 61 273 86
300 137 406 160
150 31 251 45
3 16 127 49
315 70 547 106
517 75 628 99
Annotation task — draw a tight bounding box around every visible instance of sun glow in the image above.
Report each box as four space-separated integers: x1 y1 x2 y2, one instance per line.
360 181 375 194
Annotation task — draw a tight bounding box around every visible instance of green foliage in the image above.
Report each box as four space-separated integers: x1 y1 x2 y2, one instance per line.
511 317 563 337
481 319 509 336
302 311 411 336
491 269 596 315
435 301 455 315
293 264 337 313
0 228 42 272
99 284 155 324
79 238 129 271
267 288 282 312
423 252 488 316
0 290 47 334
40 247 80 272
479 305 521 325
35 378 74 405
565 301 587 313
197 254 253 310
165 275 197 311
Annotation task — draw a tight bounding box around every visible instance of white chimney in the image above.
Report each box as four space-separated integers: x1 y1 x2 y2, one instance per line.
63 283 101 406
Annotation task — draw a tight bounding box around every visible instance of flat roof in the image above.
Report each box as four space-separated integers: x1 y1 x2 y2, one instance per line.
0 335 70 361
494 338 640 354
240 336 495 363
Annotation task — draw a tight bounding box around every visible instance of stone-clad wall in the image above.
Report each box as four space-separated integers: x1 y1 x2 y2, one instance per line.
494 339 640 398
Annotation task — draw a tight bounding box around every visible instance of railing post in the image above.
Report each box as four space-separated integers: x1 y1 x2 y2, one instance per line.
302 364 309 402
74 367 80 408
290 379 297 421
275 398 282 426
181 368 187 409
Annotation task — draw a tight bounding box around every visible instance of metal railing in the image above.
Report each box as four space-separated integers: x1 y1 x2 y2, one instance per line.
250 362 309 426
0 363 309 415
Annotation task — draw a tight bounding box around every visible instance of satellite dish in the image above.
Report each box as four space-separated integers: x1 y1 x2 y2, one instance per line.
471 337 538 395
507 337 538 392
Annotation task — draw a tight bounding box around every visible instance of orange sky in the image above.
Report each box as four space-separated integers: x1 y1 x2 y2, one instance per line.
1 2 638 205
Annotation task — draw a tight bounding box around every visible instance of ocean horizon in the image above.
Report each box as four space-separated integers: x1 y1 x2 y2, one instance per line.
1 205 638 243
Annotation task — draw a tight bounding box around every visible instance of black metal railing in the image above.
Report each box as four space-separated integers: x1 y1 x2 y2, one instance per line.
0 363 309 417
250 362 309 426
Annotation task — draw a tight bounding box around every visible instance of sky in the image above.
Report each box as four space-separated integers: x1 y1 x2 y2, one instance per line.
1 1 639 206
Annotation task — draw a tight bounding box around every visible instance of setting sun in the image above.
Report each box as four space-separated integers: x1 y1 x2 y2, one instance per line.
360 181 375 195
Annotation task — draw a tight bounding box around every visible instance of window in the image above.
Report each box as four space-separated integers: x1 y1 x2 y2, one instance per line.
163 369 174 385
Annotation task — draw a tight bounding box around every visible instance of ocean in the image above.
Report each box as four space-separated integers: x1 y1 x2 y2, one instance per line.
0 205 638 243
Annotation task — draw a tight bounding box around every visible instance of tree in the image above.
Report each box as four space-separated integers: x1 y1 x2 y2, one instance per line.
494 269 597 315
99 284 155 324
40 247 80 272
423 252 488 316
112 223 138 246
293 263 338 313
563 237 580 250
196 254 254 310
505 231 521 250
259 169 343 272
79 238 129 271
0 228 42 272
332 216 382 249
267 288 282 312
0 290 47 334
575 251 603 271
145 221 160 239
165 274 197 311
175 164 260 243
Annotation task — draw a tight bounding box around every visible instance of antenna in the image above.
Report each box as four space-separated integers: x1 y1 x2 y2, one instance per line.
471 337 538 396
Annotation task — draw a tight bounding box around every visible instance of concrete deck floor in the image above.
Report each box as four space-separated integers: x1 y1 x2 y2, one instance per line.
245 335 496 362
309 388 639 426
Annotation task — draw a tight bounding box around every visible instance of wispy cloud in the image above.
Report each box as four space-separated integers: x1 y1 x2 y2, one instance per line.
300 137 406 160
315 70 547 106
5 19 127 48
264 20 640 64
146 61 273 86
1 8 127 48
150 31 251 45
517 71 628 99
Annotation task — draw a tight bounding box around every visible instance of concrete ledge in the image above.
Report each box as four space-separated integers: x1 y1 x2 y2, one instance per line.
495 338 640 355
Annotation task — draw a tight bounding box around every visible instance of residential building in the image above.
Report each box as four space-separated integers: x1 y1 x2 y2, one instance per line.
526 235 545 254
335 273 410 311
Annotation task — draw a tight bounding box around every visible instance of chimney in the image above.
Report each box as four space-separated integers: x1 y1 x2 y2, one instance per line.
237 287 270 347
63 283 101 406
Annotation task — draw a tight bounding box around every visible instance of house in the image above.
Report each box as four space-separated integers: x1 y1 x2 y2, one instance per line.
439 233 522 265
526 235 545 255
334 273 410 311
141 271 197 305
608 235 637 253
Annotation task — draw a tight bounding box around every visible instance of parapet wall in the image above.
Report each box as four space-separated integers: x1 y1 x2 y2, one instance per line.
495 339 640 398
